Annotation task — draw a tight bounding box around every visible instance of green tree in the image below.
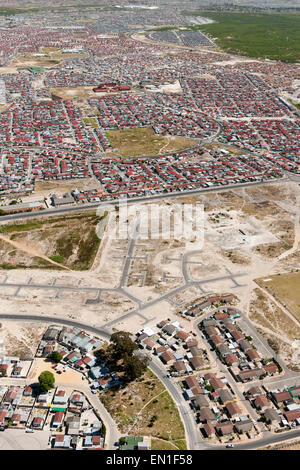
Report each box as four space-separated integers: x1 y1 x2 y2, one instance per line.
109 331 138 362
96 331 149 383
123 354 149 382
38 370 55 392
48 351 63 363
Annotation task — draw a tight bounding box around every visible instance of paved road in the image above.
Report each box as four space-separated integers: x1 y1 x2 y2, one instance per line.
0 177 288 225
148 357 201 450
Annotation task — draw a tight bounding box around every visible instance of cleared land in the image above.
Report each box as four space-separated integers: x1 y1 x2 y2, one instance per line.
50 86 97 100
184 11 300 63
257 272 300 322
105 127 198 157
32 177 100 195
0 211 103 271
99 368 187 449
11 52 61 68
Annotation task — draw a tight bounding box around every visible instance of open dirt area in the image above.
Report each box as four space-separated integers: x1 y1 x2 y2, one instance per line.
0 321 46 358
11 52 61 69
23 177 100 201
248 287 300 371
105 127 198 157
0 211 103 271
50 86 97 100
27 357 84 385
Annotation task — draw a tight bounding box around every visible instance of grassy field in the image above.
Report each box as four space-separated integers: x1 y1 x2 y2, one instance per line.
99 369 187 449
183 11 300 63
106 127 198 157
257 272 300 321
83 117 99 128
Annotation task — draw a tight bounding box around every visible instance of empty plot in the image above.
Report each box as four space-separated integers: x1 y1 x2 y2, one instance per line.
105 127 198 157
258 272 300 322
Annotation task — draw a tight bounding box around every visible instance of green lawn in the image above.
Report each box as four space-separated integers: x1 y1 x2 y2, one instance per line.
183 11 300 63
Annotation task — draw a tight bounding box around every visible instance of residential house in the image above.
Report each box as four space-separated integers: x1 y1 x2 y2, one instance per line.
226 401 242 418
215 421 234 436
234 419 253 434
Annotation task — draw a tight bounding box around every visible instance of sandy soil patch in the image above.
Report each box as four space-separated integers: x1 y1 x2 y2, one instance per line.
28 357 84 385
0 321 46 359
50 86 96 100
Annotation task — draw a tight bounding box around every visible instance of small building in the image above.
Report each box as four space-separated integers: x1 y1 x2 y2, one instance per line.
254 395 270 411
32 416 43 428
272 390 292 404
226 401 242 418
203 422 215 437
215 421 234 436
234 419 253 434
160 350 175 364
52 411 64 428
218 388 234 405
51 193 75 207
199 407 217 423
264 408 281 425
191 395 210 410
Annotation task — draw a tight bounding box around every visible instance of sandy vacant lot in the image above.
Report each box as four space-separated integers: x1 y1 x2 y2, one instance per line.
28 357 84 386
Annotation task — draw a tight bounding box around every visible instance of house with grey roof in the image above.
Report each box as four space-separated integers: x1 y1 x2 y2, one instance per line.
234 419 253 434
191 394 210 410
218 388 234 405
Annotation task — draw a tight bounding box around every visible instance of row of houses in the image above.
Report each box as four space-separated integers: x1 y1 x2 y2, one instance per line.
200 310 281 383
181 372 257 441
0 356 33 378
179 295 237 318
136 320 208 375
